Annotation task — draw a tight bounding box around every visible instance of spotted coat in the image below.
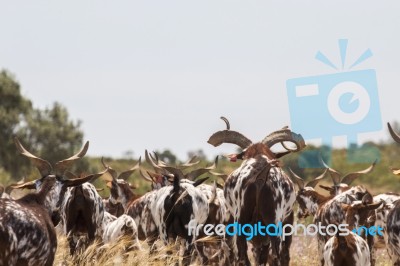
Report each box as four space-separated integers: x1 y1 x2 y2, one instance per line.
102 212 141 249
150 181 209 265
314 186 372 265
323 231 371 266
224 155 296 266
0 176 59 266
384 199 400 265
58 182 105 254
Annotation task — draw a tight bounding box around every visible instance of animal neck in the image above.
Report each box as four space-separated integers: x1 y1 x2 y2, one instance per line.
306 190 329 215
120 185 135 208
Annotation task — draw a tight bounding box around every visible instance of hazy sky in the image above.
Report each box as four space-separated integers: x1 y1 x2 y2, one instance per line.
1 1 399 160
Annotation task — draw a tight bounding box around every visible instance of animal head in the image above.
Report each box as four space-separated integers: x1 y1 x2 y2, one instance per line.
207 116 306 161
342 194 384 228
101 157 140 205
141 150 219 189
289 168 328 219
318 156 377 196
163 174 209 238
12 137 107 216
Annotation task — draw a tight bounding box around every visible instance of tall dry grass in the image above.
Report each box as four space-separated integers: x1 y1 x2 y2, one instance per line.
53 234 392 265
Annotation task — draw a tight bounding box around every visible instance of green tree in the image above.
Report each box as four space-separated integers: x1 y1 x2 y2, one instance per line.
0 70 32 176
21 102 88 171
0 69 88 178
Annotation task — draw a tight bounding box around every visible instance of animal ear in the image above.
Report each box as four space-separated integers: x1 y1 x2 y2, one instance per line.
361 193 373 204
10 179 38 190
118 157 141 181
63 168 108 187
106 182 112 189
364 200 385 211
193 176 209 187
319 185 333 193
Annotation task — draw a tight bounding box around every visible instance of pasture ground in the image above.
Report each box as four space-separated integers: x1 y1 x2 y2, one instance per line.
53 234 392 265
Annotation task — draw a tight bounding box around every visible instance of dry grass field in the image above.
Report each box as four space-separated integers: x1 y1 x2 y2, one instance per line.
53 234 392 266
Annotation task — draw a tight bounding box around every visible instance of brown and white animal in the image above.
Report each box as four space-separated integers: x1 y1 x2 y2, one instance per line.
318 156 377 197
150 175 210 265
101 157 141 217
314 186 376 265
323 198 383 266
305 157 378 265
102 212 141 250
383 122 400 265
207 117 306 266
143 151 231 264
291 168 381 266
289 168 329 219
0 138 102 266
13 138 108 255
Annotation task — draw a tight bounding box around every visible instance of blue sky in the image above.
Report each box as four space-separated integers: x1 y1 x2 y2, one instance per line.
1 1 399 160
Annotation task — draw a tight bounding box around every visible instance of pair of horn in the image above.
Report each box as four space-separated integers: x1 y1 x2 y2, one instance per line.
14 137 89 177
207 116 306 154
318 155 377 186
13 137 107 189
289 168 328 189
144 150 218 181
101 157 141 182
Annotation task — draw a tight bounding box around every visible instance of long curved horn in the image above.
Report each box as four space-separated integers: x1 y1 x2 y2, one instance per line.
288 168 305 189
388 122 400 144
306 169 328 188
181 156 201 168
145 150 163 171
54 141 89 174
341 159 377 185
63 168 108 187
139 170 154 182
261 127 306 153
210 171 228 180
220 116 230 130
118 157 141 181
101 157 118 179
318 155 341 185
14 137 53 177
207 117 252 149
185 156 218 180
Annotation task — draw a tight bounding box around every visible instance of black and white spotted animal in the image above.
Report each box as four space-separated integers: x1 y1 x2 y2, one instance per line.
207 117 306 266
102 212 141 250
150 175 209 265
323 199 383 266
59 181 106 254
0 138 102 265
377 123 400 265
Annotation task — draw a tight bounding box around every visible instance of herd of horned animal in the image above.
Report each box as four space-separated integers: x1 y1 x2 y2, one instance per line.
1 117 400 266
